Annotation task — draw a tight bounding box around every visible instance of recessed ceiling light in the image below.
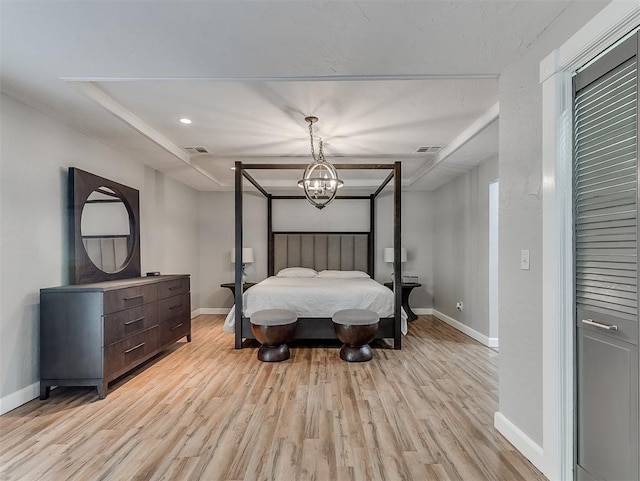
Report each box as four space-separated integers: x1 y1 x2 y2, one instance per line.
179 118 192 124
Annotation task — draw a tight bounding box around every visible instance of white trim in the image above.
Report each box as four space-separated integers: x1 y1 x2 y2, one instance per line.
67 81 223 187
432 309 499 348
412 308 433 315
61 73 499 83
489 181 500 341
494 412 544 473
0 382 39 415
541 67 575 481
197 307 231 315
540 2 640 83
408 102 499 185
540 3 640 480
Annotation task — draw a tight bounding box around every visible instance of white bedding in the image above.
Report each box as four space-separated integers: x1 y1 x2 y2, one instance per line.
223 276 408 335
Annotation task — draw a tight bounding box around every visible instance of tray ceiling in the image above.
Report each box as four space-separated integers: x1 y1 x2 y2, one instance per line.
1 0 587 192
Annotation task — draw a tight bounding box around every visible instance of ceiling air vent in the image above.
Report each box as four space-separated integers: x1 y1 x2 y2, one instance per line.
182 146 210 155
416 146 442 153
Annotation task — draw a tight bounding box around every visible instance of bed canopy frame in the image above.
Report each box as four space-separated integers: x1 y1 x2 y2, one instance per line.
234 161 403 349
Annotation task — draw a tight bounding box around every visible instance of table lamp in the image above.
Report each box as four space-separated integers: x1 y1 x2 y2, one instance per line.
384 247 407 281
231 247 254 283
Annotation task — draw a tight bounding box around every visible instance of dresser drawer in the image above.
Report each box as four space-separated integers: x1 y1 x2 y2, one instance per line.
159 314 191 345
104 284 158 314
158 292 190 323
157 277 190 300
104 303 158 345
104 326 159 377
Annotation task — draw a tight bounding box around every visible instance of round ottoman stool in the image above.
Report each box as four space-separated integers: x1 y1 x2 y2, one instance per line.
250 309 297 362
332 309 379 362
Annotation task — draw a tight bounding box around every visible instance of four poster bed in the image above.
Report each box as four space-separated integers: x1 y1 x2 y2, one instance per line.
230 161 404 349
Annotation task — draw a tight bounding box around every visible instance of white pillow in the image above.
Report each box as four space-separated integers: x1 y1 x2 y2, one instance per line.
317 270 370 279
276 267 317 278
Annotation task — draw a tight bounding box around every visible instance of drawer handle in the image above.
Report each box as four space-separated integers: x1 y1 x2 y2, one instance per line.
124 342 145 354
123 294 143 301
170 323 184 331
124 317 145 326
581 319 619 331
169 304 182 310
169 286 180 290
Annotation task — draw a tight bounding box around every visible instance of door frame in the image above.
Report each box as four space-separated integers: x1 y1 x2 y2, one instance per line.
540 3 640 480
489 180 499 340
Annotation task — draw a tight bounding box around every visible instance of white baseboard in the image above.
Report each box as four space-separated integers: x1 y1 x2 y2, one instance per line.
196 308 231 316
412 308 433 315
432 309 499 348
0 382 40 415
494 412 544 473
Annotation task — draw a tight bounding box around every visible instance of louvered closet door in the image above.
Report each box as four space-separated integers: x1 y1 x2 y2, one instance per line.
574 33 639 481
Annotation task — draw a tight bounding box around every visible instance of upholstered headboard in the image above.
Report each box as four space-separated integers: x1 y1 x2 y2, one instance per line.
82 236 130 273
272 232 370 275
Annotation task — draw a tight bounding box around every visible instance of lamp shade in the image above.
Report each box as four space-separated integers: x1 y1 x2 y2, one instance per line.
384 247 407 263
231 247 254 264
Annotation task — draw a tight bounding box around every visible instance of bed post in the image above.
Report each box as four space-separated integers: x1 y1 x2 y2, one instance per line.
268 195 274 276
369 195 375 278
393 161 402 350
234 161 244 349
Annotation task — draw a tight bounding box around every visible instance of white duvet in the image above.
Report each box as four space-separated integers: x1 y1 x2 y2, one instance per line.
223 276 408 335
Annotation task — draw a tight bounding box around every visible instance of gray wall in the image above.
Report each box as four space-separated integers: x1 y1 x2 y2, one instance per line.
432 156 498 338
198 192 268 309
198 190 434 310
374 191 434 308
497 1 607 446
272 199 370 232
0 94 200 409
142 168 200 306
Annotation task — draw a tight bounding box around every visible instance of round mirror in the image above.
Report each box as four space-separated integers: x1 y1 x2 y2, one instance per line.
80 187 132 273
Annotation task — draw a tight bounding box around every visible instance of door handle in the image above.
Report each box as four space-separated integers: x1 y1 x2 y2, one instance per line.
581 319 619 331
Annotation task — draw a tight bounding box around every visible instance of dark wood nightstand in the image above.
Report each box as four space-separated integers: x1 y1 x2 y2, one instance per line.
383 282 422 321
220 282 256 301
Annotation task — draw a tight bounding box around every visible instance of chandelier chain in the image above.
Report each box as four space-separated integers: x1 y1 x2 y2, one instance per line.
308 120 326 162
308 122 316 161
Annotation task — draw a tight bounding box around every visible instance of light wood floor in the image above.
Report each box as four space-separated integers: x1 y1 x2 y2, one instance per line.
0 315 545 481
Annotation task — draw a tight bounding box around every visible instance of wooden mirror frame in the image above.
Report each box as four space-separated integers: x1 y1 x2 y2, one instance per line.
69 168 141 284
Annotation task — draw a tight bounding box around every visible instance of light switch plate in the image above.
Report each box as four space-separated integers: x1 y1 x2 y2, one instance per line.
520 249 530 270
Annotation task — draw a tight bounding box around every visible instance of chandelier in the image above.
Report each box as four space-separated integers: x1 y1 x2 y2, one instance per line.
297 116 343 209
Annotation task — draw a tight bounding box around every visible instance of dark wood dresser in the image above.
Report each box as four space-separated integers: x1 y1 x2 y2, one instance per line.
40 274 190 399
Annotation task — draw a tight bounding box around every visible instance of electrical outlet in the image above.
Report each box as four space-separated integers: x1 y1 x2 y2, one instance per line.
456 302 463 311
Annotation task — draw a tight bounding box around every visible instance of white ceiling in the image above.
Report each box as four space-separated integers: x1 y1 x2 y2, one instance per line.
1 1 578 193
